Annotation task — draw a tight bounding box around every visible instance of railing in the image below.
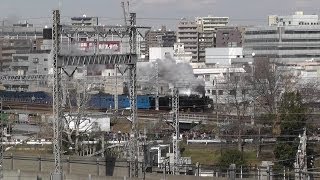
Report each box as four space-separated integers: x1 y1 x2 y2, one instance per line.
163 113 208 123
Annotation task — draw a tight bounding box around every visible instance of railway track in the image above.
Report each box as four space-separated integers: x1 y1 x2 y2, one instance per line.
3 102 51 112
0 101 263 125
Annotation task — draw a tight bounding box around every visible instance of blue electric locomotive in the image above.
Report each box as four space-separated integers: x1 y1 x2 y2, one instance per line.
89 93 151 110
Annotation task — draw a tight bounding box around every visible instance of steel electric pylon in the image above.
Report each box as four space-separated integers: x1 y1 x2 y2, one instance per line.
52 9 63 180
0 98 3 180
294 128 307 180
52 9 146 179
155 62 159 111
128 12 139 178
171 87 180 174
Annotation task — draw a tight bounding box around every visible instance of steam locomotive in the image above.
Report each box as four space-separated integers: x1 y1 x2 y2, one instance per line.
149 95 213 112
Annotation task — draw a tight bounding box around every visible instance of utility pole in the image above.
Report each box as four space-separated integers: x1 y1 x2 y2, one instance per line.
215 77 222 155
0 98 3 180
171 87 180 174
155 62 159 111
256 127 261 158
215 76 218 124
294 128 307 180
52 9 63 180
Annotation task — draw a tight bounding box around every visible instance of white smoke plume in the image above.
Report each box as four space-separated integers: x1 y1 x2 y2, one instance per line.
137 58 204 96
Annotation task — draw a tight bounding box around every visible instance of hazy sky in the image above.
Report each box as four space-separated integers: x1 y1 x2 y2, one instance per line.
0 0 320 28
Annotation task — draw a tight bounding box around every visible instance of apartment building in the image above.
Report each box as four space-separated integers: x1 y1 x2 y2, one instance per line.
196 16 229 32
145 26 176 59
177 16 229 62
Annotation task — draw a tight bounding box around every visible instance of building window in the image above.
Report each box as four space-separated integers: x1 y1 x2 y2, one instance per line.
229 90 236 96
205 75 210 81
212 90 216 95
44 58 48 61
32 58 39 63
44 68 48 71
218 90 223 95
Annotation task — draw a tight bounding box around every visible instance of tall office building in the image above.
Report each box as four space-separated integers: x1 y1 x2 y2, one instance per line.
244 12 320 63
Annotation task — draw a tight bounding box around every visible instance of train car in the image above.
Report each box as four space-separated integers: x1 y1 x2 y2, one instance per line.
0 90 51 104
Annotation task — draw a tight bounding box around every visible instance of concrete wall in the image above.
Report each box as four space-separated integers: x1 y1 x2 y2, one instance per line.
205 47 243 65
3 155 128 177
3 170 230 180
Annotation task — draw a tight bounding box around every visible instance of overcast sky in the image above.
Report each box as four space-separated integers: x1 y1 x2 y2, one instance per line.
1 0 320 28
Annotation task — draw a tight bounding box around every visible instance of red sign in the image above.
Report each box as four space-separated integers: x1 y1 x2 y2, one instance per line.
79 41 120 52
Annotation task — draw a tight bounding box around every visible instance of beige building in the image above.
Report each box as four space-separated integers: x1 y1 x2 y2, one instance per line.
177 16 229 62
196 16 229 32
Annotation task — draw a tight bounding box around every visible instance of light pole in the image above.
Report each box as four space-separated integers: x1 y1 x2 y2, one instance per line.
248 61 255 125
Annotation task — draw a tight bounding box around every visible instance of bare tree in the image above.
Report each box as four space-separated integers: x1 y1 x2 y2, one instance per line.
62 80 96 155
249 58 296 134
225 71 252 151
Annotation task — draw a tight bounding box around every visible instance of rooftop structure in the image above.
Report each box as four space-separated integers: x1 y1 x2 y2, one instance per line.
268 11 320 26
71 16 99 26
